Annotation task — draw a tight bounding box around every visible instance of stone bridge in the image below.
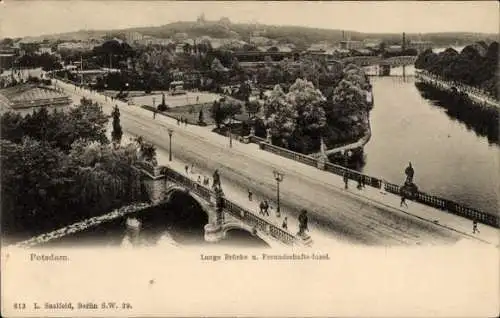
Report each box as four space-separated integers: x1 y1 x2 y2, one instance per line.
12 162 311 249
134 161 312 248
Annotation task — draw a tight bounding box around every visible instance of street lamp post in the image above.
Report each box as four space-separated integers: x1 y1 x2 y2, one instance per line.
167 128 173 161
273 170 284 218
153 97 156 109
229 116 233 148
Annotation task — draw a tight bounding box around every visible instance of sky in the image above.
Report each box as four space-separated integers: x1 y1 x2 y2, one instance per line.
0 1 498 38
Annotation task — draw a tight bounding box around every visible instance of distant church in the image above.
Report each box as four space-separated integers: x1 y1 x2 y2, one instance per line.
197 13 206 24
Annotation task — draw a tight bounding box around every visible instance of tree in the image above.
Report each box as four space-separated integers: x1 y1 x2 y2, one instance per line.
59 98 109 151
210 98 242 129
140 142 157 163
237 81 251 101
286 78 326 135
1 111 25 143
210 100 224 129
111 105 123 145
245 100 261 120
263 85 297 146
331 79 368 111
211 57 225 72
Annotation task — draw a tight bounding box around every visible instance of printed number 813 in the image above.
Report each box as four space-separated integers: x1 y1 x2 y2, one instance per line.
14 303 27 310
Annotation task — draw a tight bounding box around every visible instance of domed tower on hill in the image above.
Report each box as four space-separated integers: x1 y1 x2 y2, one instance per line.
197 13 206 24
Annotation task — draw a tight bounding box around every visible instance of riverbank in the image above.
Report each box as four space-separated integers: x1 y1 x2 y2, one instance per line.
415 71 499 110
414 81 498 145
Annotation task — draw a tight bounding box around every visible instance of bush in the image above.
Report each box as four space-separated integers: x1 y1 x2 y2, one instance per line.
157 103 169 111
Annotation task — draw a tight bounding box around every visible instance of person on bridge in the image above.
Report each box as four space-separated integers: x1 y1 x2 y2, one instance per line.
343 171 349 189
260 201 269 216
400 191 408 208
177 117 180 125
248 189 253 201
153 109 157 119
472 220 480 234
185 165 189 174
259 201 266 216
282 217 288 230
298 209 308 236
405 162 414 184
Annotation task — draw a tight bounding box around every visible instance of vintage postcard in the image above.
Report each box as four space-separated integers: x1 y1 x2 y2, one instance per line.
1 0 499 317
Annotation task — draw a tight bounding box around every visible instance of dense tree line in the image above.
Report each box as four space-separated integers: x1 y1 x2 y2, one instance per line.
16 53 63 71
415 42 498 98
209 64 371 154
261 68 371 154
1 98 148 241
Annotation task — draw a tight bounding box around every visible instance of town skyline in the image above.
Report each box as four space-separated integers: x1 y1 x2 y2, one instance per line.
1 1 498 39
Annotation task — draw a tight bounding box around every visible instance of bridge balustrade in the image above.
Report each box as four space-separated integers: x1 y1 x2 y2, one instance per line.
384 182 499 227
161 165 299 245
222 198 296 245
247 139 499 227
249 135 266 144
325 162 383 189
259 142 318 167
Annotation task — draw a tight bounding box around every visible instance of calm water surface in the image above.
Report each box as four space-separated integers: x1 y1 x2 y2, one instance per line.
363 74 499 216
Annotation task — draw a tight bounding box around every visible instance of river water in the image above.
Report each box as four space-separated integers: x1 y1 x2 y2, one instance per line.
362 67 499 216
41 192 270 249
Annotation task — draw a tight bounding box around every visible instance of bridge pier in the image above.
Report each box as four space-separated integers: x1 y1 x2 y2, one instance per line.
204 223 225 242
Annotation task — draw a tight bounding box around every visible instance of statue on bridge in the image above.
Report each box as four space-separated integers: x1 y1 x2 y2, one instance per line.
212 169 221 190
401 162 419 200
404 162 414 184
214 184 225 225
297 209 309 237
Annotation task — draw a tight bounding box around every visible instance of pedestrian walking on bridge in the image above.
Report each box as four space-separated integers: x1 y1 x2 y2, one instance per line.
282 217 288 230
400 192 408 208
472 220 480 234
343 171 349 189
248 189 253 201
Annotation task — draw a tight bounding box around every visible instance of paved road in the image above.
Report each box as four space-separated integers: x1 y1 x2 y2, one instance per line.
58 81 468 246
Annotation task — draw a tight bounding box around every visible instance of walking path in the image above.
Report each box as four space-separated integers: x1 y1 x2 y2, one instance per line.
416 72 499 109
59 79 499 247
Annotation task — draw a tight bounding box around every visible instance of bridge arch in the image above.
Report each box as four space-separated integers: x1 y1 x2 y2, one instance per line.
160 185 217 224
221 222 274 247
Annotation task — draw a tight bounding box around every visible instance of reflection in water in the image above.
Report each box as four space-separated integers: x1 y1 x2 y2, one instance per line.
414 82 498 145
41 192 268 248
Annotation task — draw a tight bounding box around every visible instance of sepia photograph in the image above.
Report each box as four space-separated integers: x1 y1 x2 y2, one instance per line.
1 0 498 316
